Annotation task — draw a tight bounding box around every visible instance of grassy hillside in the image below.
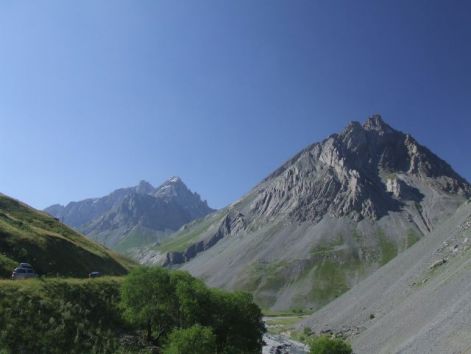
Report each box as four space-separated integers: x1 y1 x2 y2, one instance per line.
0 277 125 353
0 270 265 354
0 195 135 278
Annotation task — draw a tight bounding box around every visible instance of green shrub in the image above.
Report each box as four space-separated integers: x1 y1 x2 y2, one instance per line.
0 278 123 354
163 325 216 354
309 336 352 354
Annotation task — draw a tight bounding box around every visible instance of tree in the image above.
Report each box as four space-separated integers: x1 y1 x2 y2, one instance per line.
120 267 178 344
120 267 266 353
162 325 216 354
208 290 266 354
309 336 352 354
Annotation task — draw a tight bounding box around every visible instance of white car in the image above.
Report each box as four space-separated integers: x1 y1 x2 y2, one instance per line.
11 263 38 280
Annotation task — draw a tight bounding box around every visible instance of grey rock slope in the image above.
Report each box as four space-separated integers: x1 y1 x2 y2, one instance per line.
300 199 471 354
45 177 213 251
138 115 470 311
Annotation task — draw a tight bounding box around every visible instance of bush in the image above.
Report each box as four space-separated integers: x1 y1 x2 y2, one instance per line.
163 325 216 354
309 336 352 354
0 278 123 354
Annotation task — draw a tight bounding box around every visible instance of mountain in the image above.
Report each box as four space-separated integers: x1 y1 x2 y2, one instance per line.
136 115 470 311
45 177 214 252
300 199 471 353
0 194 134 278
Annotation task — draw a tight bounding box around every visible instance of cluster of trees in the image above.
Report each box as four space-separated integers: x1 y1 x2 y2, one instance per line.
121 267 265 353
0 267 265 354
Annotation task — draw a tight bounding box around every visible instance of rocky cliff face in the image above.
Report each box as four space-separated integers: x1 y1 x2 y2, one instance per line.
45 177 214 251
252 115 468 224
139 115 470 311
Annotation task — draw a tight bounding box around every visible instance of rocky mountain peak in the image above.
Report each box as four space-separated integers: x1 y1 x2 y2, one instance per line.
168 176 183 184
154 176 190 198
249 115 470 224
362 114 394 134
135 180 154 194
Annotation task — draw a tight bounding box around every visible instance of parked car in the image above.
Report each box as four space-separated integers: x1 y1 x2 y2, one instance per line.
11 263 38 280
19 263 33 270
88 271 101 278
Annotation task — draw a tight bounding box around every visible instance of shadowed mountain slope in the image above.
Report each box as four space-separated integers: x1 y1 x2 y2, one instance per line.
136 115 470 311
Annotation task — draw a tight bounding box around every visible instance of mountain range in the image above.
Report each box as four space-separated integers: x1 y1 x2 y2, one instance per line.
45 177 213 252
135 115 470 312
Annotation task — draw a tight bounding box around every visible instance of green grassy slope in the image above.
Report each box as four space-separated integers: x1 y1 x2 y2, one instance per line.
152 210 227 253
0 195 135 278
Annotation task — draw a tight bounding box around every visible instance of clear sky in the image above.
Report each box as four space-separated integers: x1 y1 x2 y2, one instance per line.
1 0 470 209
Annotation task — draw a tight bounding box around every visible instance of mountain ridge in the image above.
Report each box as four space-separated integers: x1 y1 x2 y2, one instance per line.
137 115 470 311
45 177 214 251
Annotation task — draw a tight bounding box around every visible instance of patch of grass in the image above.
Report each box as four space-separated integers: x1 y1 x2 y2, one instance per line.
114 229 166 253
310 234 344 256
264 315 307 335
378 229 397 265
155 212 225 253
405 229 420 249
235 260 290 308
308 260 349 306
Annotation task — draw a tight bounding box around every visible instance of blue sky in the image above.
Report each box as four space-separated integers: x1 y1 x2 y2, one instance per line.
0 0 470 209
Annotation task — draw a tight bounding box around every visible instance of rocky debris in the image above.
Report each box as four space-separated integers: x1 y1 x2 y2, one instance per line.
429 258 447 270
262 334 309 354
318 326 365 340
431 213 471 262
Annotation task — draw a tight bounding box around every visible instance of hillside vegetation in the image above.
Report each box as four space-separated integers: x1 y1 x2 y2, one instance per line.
0 268 265 354
0 195 134 278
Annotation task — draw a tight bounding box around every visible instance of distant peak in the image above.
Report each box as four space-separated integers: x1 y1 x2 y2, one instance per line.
135 180 154 194
342 120 363 133
168 176 182 183
363 114 393 133
157 176 188 192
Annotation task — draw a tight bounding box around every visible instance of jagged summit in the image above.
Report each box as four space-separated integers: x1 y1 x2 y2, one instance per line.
250 115 469 224
45 177 214 250
167 176 183 184
362 114 394 133
136 180 154 194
